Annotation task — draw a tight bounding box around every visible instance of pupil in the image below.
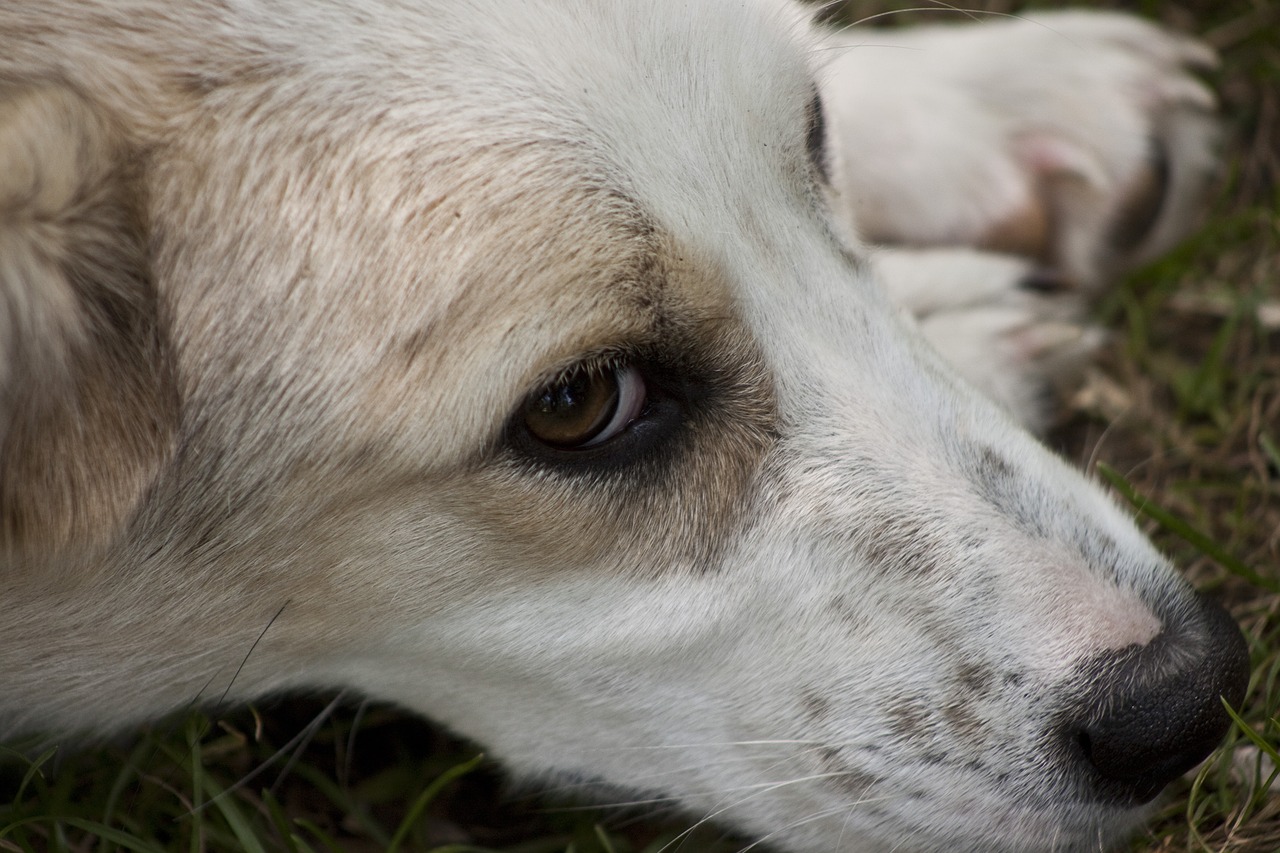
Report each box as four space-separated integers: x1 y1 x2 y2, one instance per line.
524 368 619 448
539 375 589 416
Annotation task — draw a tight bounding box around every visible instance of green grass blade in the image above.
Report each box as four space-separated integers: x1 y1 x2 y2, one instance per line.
291 760 391 846
13 748 56 805
1221 699 1280 764
293 817 347 853
0 817 165 853
1260 433 1280 475
1219 699 1280 815
261 789 302 853
188 721 206 853
593 825 618 853
386 753 485 853
198 774 268 853
1096 463 1280 593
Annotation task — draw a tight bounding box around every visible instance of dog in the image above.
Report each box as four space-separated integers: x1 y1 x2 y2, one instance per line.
0 1 1251 850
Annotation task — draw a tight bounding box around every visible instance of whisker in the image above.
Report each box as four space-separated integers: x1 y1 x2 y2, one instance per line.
338 697 372 789
216 600 290 707
834 790 855 851
124 607 289 818
537 752 787 799
831 4 993 33
734 803 861 853
540 795 687 811
597 738 822 751
185 692 345 816
268 692 346 795
653 768 893 853
544 764 849 811
819 4 1102 60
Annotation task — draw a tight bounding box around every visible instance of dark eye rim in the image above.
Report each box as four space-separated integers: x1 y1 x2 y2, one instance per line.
805 88 829 185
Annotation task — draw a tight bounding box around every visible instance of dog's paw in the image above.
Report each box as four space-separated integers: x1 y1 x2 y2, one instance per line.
818 10 1219 288
873 248 1104 433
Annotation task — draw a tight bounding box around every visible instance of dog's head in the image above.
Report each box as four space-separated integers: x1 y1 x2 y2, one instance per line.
0 1 1248 850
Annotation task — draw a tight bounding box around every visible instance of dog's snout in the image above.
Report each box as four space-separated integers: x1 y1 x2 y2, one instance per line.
1063 594 1250 806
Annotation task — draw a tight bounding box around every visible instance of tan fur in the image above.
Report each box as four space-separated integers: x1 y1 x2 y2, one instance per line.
0 84 177 562
978 201 1052 262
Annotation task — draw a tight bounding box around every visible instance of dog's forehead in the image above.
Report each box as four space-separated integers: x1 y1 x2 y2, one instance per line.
365 0 821 246
500 0 820 226
152 0 822 468
326 0 818 241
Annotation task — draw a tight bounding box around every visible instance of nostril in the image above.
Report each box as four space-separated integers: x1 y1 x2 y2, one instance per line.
1076 705 1211 805
1065 594 1250 806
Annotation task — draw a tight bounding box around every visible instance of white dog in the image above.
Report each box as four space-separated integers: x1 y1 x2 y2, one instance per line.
0 2 1250 851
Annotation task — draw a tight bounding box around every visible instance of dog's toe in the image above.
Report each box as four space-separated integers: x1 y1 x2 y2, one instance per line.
874 247 1103 433
918 304 1105 434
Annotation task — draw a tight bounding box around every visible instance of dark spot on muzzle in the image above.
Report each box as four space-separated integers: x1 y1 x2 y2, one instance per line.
1055 592 1250 806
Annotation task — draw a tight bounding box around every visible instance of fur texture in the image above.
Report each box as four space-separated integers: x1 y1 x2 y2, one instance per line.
0 2 1246 851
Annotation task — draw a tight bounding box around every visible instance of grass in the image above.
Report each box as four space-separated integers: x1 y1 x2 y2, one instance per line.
2 0 1277 851
0 702 742 853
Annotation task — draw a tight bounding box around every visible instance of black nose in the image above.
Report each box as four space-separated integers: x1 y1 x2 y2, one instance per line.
1063 594 1250 806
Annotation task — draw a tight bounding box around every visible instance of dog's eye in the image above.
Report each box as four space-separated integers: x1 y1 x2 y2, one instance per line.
522 363 647 449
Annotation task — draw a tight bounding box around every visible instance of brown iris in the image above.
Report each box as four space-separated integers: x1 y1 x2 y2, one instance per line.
523 366 623 449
